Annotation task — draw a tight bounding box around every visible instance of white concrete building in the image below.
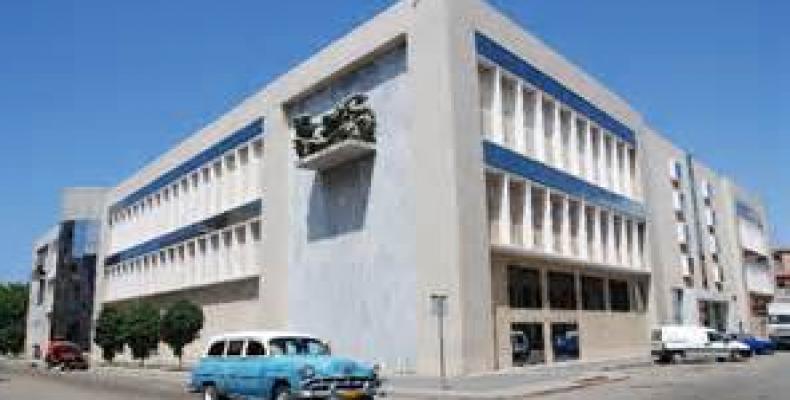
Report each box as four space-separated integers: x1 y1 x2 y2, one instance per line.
91 0 774 375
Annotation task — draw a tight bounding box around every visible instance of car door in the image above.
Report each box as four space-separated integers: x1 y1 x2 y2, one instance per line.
223 339 247 396
706 330 727 358
236 339 271 398
195 340 227 392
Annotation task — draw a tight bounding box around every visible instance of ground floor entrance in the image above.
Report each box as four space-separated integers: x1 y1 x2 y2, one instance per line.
698 300 729 332
491 257 650 369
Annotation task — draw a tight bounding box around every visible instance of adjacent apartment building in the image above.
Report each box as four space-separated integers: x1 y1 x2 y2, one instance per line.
773 249 789 298
89 0 774 375
26 188 106 359
642 129 775 336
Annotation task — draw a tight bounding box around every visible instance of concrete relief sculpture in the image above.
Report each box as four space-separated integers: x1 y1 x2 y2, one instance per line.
293 93 377 160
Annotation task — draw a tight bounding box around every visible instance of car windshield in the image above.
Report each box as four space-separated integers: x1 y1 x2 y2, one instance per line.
269 337 330 356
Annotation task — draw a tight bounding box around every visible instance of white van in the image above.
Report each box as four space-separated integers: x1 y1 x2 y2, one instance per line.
651 325 750 363
768 301 790 349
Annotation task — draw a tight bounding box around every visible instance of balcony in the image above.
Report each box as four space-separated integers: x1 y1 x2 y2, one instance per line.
295 139 375 171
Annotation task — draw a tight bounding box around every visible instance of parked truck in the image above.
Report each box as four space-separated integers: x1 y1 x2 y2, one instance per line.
767 301 790 349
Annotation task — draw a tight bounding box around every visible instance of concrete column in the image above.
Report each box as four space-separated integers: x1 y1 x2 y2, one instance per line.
491 67 504 144
579 202 589 260
631 220 642 269
543 189 553 253
592 207 602 263
611 138 621 194
523 183 533 249
597 130 607 188
584 121 594 182
499 175 511 245
606 212 617 265
603 277 612 312
623 144 632 198
514 82 526 154
620 217 628 266
533 91 545 162
561 195 571 256
552 103 563 169
633 147 642 201
574 270 583 310
569 112 579 176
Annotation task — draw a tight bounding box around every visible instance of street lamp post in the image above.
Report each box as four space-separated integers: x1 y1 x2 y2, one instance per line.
430 293 449 390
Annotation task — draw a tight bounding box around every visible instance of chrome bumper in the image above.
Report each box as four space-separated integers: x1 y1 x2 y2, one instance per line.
298 378 382 399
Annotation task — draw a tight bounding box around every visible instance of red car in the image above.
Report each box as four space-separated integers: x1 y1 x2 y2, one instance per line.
44 341 90 370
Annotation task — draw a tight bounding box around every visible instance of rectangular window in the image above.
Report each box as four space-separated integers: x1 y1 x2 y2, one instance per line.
581 276 605 311
511 323 545 366
551 323 579 362
548 272 576 310
239 146 250 166
225 153 237 172
508 266 542 309
252 139 264 159
672 288 684 324
478 64 494 138
37 279 45 305
502 75 517 148
609 279 630 312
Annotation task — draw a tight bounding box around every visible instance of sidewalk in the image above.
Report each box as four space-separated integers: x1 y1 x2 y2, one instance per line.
1 355 650 399
385 356 649 399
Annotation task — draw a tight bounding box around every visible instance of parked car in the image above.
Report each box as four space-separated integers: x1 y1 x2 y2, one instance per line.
651 326 750 363
510 331 530 364
44 340 89 370
189 331 382 400
553 330 579 360
725 333 776 355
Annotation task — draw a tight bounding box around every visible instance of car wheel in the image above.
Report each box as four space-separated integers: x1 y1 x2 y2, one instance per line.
272 383 291 400
203 385 220 400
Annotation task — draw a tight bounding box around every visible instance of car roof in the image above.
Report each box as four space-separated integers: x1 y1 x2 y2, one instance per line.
207 331 319 344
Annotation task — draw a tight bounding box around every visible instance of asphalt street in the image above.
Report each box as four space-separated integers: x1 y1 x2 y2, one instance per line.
541 352 790 400
1 353 789 399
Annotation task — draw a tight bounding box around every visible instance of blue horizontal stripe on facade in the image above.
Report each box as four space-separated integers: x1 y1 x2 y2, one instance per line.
483 141 645 219
110 118 265 214
475 33 636 145
105 199 262 266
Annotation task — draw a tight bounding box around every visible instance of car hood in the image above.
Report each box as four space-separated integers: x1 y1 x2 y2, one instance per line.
287 355 375 378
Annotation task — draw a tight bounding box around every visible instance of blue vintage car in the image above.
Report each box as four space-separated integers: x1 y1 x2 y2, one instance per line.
188 331 381 400
726 333 776 355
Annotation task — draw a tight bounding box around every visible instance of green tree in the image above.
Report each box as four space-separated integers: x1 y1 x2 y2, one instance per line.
93 306 126 363
0 283 29 356
161 300 204 369
123 302 161 366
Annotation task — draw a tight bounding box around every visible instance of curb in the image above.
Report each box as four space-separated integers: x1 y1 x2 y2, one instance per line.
385 373 629 399
1 360 188 398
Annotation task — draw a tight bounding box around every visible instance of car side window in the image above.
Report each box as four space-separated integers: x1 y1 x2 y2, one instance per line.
246 340 266 357
227 340 244 357
208 341 226 357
